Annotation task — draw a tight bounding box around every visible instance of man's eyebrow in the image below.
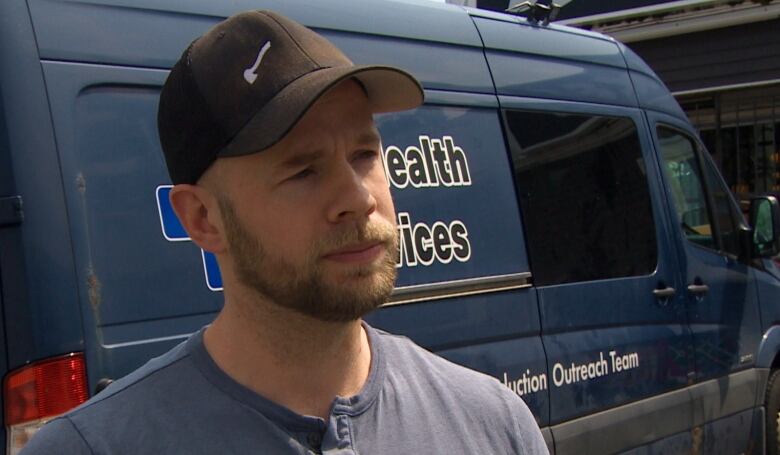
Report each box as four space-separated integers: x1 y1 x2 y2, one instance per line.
357 129 382 145
275 150 324 169
275 130 381 169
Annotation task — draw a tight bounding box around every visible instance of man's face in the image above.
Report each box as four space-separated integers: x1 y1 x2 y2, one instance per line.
211 80 397 322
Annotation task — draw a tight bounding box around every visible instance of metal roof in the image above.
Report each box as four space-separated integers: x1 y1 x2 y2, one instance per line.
560 0 780 42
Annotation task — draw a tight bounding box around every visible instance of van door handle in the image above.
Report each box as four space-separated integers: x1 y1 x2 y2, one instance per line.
687 284 709 295
652 287 676 298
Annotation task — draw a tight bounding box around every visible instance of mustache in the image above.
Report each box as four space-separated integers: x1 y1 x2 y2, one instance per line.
317 219 397 251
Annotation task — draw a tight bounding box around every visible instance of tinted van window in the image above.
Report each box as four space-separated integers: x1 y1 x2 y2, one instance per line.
658 126 743 256
656 127 715 250
504 110 657 286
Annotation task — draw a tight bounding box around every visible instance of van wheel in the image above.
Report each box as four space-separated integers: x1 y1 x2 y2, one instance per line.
767 369 780 455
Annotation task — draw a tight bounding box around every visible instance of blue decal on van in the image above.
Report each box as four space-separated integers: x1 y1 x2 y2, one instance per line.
156 185 223 291
202 250 224 291
155 185 189 241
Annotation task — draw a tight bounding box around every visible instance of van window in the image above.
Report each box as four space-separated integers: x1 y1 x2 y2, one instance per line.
656 127 715 250
503 110 657 286
657 126 743 256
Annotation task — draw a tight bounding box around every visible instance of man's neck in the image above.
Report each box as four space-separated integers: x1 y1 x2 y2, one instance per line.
202 292 372 420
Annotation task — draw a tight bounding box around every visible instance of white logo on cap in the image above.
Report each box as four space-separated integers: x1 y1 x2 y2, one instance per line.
243 41 272 84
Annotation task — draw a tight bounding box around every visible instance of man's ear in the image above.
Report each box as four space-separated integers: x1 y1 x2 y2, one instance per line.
169 184 228 254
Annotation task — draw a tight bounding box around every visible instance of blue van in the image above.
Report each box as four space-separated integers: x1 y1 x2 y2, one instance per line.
3 0 780 453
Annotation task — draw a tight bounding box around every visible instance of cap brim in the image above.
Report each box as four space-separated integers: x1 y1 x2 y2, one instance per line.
219 65 424 158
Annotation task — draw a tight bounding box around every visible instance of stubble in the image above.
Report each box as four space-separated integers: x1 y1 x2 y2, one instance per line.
218 196 397 322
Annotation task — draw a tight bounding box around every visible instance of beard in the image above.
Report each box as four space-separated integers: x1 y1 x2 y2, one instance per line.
217 197 398 322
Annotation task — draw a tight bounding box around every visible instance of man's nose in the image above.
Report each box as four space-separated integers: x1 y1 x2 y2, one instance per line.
326 163 377 224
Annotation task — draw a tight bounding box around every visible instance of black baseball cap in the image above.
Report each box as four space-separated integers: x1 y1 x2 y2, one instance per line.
158 10 424 184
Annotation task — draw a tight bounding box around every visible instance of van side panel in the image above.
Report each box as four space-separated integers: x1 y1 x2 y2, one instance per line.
474 17 637 107
38 61 221 383
28 0 491 92
0 0 84 370
472 16 627 67
617 43 687 121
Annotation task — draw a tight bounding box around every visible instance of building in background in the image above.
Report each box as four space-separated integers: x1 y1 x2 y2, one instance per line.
481 0 780 195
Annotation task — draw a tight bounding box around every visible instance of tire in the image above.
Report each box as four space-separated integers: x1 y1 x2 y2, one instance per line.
766 369 780 455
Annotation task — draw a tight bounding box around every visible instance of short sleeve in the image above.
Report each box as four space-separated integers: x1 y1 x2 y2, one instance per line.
19 417 93 455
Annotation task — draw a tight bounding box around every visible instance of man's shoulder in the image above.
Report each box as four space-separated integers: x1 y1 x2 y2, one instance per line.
21 336 198 454
375 328 504 391
374 328 527 411
370 328 549 453
73 335 194 417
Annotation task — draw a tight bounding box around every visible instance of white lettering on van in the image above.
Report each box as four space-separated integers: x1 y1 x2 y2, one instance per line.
609 350 639 372
397 212 471 267
503 370 548 396
552 352 610 386
383 136 471 189
516 350 639 395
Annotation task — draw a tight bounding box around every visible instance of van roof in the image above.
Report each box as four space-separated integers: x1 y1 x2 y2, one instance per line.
29 0 682 117
30 0 624 68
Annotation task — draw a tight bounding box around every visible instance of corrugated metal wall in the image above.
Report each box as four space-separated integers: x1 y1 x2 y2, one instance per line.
628 18 780 93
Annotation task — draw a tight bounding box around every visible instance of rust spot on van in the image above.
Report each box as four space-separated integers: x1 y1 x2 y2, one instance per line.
76 173 86 195
87 268 102 310
690 426 702 455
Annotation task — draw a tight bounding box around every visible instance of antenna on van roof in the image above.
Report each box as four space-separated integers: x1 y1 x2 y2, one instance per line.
505 0 570 26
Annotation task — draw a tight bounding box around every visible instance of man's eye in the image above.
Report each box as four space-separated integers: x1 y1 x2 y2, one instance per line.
290 168 314 180
354 150 378 162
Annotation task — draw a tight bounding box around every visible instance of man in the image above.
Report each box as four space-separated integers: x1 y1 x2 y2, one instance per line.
23 10 547 454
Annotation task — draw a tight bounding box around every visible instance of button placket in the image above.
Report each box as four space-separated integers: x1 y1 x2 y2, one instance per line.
307 432 323 453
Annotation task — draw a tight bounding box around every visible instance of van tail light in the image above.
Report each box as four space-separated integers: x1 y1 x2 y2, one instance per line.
4 354 88 455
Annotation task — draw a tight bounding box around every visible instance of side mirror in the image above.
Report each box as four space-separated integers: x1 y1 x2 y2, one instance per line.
749 196 780 258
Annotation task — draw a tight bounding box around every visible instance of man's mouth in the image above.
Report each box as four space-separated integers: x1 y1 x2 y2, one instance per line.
323 241 387 264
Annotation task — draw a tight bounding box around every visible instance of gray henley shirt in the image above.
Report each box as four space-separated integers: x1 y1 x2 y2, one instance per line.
22 324 548 454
